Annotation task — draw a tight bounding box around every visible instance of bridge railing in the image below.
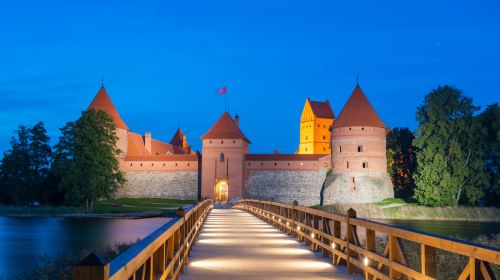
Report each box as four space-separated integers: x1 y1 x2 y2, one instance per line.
74 199 213 280
234 199 500 280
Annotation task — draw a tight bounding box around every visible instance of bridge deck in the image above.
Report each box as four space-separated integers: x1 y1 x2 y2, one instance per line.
181 208 355 280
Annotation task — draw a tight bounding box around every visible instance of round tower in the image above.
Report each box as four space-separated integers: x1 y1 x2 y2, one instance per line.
323 85 393 204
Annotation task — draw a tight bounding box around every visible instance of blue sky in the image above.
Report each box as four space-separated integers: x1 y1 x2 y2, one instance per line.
1 0 499 154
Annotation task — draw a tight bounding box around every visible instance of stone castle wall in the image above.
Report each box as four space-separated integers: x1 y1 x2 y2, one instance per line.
322 172 393 204
244 168 328 206
116 171 198 200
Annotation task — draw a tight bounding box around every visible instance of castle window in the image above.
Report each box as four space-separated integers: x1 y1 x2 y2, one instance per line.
339 146 342 153
287 162 290 166
362 127 365 131
349 127 352 131
362 162 368 168
156 152 159 155
248 162 251 166
163 163 165 166
233 140 236 144
187 163 190 166
358 145 363 152
300 162 303 166
323 147 326 151
220 153 225 162
346 161 349 169
261 162 264 166
318 124 320 127
140 163 143 167
305 148 308 152
130 163 133 167
221 140 224 144
305 135 308 140
151 163 154 166
352 177 355 183
209 140 212 144
274 162 277 166
323 135 326 140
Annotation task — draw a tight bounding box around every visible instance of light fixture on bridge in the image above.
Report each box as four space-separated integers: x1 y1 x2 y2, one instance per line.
363 256 369 266
297 226 301 231
331 242 336 249
286 222 290 226
278 218 281 222
310 233 315 239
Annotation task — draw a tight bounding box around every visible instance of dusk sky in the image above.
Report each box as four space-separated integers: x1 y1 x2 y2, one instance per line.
1 0 499 154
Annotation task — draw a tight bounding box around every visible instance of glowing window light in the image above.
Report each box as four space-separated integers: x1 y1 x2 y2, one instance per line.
310 233 315 238
363 257 369 266
286 222 290 226
297 226 301 231
331 242 336 249
278 218 281 222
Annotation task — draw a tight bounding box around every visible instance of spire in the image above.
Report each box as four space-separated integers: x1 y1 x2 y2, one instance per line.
170 128 185 147
333 85 386 128
87 86 129 130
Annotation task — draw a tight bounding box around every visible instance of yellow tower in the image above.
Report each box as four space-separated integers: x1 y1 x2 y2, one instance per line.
298 98 334 154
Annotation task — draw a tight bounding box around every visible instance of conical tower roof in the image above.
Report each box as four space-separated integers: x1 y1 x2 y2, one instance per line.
170 128 185 146
333 85 386 128
87 86 129 130
201 112 250 143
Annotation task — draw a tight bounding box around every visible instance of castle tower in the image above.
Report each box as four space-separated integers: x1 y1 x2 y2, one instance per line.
169 128 193 154
323 85 393 204
298 99 334 154
87 86 129 159
201 112 250 202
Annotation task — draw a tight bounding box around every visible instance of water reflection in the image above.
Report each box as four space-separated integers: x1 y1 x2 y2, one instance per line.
0 217 169 277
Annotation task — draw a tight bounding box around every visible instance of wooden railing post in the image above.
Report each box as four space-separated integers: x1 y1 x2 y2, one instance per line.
421 244 436 278
74 252 109 280
346 208 356 275
292 200 299 238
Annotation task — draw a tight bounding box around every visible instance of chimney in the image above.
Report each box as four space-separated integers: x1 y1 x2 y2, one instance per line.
145 132 152 154
234 114 240 127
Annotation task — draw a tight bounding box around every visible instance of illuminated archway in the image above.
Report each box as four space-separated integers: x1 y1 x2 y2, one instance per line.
214 180 229 202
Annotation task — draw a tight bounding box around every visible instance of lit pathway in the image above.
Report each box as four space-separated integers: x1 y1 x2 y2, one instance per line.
181 208 355 280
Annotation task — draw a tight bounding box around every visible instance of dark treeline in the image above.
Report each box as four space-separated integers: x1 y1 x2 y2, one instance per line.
387 85 500 207
0 110 124 212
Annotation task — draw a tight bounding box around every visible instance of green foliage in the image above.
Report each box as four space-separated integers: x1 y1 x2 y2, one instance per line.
0 122 54 205
386 127 416 200
477 103 500 206
373 197 407 206
325 168 333 177
413 86 489 206
93 197 196 213
55 109 125 212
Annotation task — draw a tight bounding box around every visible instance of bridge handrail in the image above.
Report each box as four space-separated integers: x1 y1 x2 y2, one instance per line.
74 199 213 280
234 199 500 280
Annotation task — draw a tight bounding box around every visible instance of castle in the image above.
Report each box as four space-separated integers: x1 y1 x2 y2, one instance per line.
86 84 393 206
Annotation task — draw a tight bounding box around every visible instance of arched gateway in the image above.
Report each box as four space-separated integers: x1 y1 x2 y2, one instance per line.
214 179 229 202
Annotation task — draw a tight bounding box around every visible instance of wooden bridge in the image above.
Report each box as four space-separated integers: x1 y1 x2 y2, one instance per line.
75 199 500 280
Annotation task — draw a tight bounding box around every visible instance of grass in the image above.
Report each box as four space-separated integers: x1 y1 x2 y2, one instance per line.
92 197 196 214
318 203 500 221
0 198 197 216
373 197 407 206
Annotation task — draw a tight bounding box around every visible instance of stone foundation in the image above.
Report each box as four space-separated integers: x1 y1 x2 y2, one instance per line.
116 171 198 200
322 172 393 204
244 169 328 206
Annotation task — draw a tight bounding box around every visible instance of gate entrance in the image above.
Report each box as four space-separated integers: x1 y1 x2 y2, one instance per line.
215 180 229 202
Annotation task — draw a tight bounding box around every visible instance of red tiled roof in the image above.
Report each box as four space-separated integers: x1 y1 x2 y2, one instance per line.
333 85 386 128
87 86 129 130
151 138 175 155
201 112 250 143
245 154 326 161
127 132 191 157
309 99 335 119
169 128 184 146
124 154 198 161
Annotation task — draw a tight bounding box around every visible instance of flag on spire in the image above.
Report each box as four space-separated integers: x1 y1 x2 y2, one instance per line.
217 86 227 95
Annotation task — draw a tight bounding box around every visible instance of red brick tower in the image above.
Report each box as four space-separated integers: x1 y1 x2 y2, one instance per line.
324 85 394 203
201 112 250 202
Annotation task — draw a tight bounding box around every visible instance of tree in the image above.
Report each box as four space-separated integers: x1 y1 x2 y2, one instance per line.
0 123 53 205
387 127 416 200
477 103 500 206
28 122 52 202
0 126 32 204
56 109 125 212
413 86 489 206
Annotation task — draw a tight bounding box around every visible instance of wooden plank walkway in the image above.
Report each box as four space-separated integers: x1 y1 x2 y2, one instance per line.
181 208 356 280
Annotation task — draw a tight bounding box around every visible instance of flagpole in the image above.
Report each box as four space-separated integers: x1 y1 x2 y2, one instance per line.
224 93 227 112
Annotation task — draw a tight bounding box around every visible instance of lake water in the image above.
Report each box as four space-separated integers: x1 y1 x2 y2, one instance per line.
0 217 170 278
0 217 498 278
